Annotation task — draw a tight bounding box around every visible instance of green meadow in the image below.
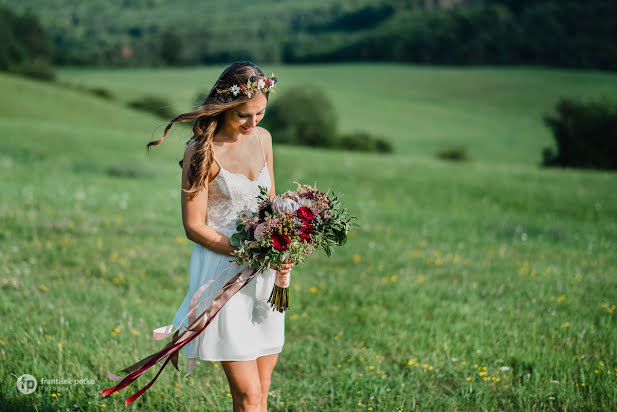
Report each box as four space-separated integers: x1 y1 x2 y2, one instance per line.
1 64 617 411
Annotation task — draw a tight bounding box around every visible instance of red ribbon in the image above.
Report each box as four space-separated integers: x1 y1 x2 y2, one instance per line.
99 265 259 405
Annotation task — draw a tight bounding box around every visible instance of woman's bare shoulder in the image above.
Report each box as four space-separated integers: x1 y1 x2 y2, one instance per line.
257 126 273 150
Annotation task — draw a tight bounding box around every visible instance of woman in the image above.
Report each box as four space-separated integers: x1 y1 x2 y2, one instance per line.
147 61 293 412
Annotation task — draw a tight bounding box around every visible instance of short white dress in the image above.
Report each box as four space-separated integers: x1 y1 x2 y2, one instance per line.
171 128 285 361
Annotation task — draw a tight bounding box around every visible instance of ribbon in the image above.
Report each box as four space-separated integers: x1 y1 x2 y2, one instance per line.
274 271 290 288
99 264 261 405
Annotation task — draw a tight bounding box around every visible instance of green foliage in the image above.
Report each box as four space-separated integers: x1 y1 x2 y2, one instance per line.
336 131 393 153
262 87 392 153
542 97 617 170
127 95 175 119
160 30 182 65
0 5 55 79
105 164 153 178
87 87 115 100
9 58 55 80
4 0 617 69
436 146 469 162
293 1 617 70
262 86 338 148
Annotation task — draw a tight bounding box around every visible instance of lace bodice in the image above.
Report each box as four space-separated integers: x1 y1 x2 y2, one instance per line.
206 129 270 238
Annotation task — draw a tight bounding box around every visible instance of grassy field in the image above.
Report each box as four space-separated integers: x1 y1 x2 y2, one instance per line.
1 64 617 411
58 63 617 166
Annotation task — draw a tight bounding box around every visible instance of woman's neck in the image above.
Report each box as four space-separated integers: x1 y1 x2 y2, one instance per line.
213 124 242 143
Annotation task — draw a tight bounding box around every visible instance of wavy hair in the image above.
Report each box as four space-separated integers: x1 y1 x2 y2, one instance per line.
146 61 270 200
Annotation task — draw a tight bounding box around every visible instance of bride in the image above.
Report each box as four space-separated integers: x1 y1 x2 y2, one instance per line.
148 61 294 412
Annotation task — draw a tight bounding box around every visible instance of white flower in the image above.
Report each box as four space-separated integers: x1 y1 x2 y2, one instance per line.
298 197 314 208
499 366 510 371
257 79 266 90
272 198 300 214
230 85 241 96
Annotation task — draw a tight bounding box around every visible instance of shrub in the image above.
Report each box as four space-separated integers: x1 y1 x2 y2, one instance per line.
260 86 338 148
128 95 176 120
88 87 114 100
542 97 617 170
105 164 152 178
10 58 55 81
436 146 469 162
336 131 393 153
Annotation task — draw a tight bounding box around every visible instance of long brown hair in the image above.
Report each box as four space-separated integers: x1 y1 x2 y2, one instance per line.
146 61 270 200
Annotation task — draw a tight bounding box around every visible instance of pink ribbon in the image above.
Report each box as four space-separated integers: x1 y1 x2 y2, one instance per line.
274 271 291 288
99 264 261 405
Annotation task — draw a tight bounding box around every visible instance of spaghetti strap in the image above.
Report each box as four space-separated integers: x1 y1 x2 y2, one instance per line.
256 128 266 165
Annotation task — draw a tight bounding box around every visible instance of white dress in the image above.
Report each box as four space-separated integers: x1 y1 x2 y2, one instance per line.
171 128 285 361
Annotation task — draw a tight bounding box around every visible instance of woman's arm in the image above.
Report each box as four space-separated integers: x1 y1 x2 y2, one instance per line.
180 140 238 257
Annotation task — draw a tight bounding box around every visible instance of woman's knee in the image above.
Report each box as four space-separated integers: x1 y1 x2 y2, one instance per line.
234 386 262 407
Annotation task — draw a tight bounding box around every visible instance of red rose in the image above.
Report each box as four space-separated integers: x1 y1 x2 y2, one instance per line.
301 225 314 235
272 233 290 250
300 225 314 243
297 206 315 223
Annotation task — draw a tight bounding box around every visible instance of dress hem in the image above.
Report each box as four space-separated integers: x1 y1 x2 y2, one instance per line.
187 344 284 362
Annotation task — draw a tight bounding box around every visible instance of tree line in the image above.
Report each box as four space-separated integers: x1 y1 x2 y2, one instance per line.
1 0 616 70
0 6 55 79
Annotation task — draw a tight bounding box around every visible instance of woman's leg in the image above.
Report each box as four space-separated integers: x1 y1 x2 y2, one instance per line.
256 354 279 412
221 360 262 412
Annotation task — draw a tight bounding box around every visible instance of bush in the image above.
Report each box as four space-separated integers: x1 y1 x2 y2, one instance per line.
542 97 617 170
10 58 55 81
87 87 114 100
336 131 393 153
261 86 338 148
105 164 153 179
128 95 176 120
261 87 392 153
436 146 469 162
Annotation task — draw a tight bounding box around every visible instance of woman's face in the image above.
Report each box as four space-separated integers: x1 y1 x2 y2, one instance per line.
223 92 268 136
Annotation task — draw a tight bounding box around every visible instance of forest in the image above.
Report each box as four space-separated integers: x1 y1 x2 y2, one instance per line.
1 0 616 70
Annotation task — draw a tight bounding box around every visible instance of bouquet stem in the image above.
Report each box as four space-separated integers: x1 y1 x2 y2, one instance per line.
267 285 289 313
268 270 291 312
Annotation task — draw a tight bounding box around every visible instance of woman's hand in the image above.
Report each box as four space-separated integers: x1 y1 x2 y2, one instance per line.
270 262 294 274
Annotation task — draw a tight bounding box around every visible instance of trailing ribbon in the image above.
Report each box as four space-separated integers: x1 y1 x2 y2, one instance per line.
99 264 261 405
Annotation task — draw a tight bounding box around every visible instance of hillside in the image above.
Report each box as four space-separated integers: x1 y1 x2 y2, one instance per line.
56 63 617 166
1 70 616 410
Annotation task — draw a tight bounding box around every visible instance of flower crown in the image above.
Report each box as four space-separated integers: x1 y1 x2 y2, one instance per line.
215 73 278 102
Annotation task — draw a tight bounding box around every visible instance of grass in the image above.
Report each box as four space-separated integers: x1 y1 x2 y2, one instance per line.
57 63 617 166
1 65 617 411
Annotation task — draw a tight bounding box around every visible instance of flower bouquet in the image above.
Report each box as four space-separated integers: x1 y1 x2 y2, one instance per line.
230 182 356 312
97 182 355 405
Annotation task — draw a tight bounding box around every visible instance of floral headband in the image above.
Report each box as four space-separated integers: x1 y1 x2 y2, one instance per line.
215 74 278 102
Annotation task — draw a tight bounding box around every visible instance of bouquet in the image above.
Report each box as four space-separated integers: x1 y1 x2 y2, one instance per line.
230 182 356 312
98 182 354 405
